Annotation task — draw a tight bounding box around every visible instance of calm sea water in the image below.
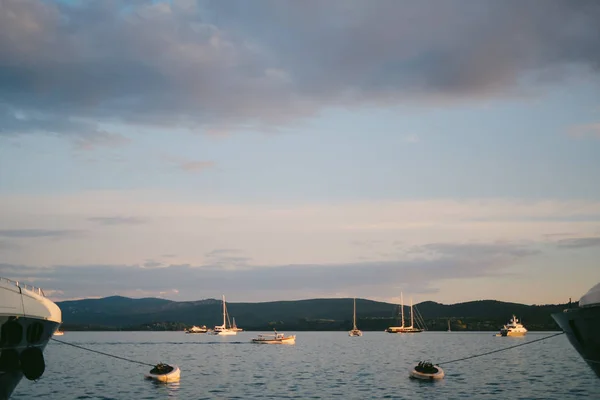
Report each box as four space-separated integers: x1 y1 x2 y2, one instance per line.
13 331 600 399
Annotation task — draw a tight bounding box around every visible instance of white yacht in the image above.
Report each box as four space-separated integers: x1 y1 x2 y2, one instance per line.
208 295 237 336
1 277 62 400
499 315 528 336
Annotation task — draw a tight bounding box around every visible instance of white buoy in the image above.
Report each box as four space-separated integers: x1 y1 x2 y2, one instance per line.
144 363 181 383
409 362 445 380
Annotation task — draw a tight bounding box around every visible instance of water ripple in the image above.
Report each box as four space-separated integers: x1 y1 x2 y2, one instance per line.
10 331 600 399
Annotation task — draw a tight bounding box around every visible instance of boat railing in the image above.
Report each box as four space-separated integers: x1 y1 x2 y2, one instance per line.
0 277 46 297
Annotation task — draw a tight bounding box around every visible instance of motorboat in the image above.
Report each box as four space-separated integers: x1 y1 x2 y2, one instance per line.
144 363 180 383
185 325 207 334
499 315 528 336
251 331 296 344
0 277 62 399
552 282 600 379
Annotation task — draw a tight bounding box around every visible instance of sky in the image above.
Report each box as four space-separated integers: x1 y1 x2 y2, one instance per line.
1 0 600 305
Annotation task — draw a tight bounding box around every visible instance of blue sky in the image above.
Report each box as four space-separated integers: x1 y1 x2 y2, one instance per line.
1 0 599 304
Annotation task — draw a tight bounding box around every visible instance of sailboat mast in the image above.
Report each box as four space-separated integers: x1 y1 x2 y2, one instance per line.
222 295 226 327
401 292 405 327
410 297 414 328
353 298 357 329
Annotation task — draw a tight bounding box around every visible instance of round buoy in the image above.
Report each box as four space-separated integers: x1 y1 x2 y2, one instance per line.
144 363 181 383
20 347 45 380
409 362 445 380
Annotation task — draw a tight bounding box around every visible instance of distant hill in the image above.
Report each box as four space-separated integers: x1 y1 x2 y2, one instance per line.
57 296 571 332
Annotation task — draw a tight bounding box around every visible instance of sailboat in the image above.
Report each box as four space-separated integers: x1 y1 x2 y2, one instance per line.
208 295 237 335
447 320 451 332
348 298 363 337
386 293 423 333
231 317 243 332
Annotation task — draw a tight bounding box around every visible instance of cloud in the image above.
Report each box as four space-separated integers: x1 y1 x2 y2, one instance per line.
73 131 131 150
162 155 215 172
0 240 20 250
178 160 215 173
0 240 534 301
568 123 600 139
205 248 243 257
542 232 575 239
142 259 166 269
204 248 252 269
2 193 600 268
416 241 540 260
0 104 130 149
403 134 419 144
555 237 600 249
87 216 147 226
1 0 599 138
0 229 81 239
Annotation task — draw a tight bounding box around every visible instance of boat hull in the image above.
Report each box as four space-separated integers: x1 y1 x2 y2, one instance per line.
144 366 181 383
348 330 362 337
386 327 423 333
252 335 296 344
185 325 208 334
209 330 237 336
1 279 62 400
0 316 61 400
500 330 527 337
409 366 445 380
552 306 600 379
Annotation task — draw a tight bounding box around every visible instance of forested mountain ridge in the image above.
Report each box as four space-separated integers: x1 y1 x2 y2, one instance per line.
57 296 570 331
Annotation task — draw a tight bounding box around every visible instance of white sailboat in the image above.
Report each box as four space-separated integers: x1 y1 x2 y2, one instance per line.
231 317 243 332
348 298 363 337
386 293 423 333
208 295 237 335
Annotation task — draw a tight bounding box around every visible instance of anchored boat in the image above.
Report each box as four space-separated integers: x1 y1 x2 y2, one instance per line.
185 325 207 334
208 295 237 335
552 282 600 379
386 293 424 333
348 298 362 337
0 277 62 400
499 315 527 337
231 317 243 332
252 331 296 344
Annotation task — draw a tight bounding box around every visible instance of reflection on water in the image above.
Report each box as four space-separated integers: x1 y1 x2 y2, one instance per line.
12 332 600 399
149 380 180 399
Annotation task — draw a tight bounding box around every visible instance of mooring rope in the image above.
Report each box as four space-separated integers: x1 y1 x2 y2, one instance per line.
437 331 565 366
51 337 154 367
